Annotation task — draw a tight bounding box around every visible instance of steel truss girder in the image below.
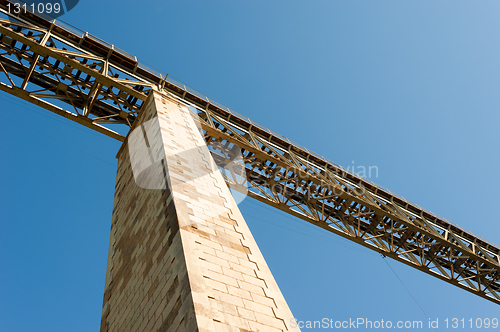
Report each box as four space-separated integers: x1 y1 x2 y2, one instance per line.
0 0 498 305
0 4 154 139
198 111 500 305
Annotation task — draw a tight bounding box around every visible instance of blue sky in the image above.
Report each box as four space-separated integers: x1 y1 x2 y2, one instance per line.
1 1 500 331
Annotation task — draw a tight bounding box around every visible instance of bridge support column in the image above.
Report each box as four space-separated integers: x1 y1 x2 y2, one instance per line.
100 90 300 332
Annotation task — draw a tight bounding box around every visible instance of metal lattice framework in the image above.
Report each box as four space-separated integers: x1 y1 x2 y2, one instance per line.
1 0 499 305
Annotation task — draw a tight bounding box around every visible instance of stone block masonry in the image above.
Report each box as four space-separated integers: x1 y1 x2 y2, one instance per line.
100 90 301 332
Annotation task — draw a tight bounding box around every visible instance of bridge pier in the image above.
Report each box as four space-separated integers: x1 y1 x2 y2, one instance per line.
100 90 300 332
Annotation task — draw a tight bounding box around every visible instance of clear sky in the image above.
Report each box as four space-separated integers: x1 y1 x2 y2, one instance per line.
1 1 500 331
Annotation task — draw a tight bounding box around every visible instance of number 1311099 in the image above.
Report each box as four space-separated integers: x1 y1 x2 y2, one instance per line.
444 318 498 329
7 2 61 15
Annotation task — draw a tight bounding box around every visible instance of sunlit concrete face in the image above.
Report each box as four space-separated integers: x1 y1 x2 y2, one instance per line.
101 90 300 332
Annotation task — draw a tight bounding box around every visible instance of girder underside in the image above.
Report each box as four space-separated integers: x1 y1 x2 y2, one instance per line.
0 0 499 305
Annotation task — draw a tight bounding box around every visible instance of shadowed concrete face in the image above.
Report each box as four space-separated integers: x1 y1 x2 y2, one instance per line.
101 90 300 332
